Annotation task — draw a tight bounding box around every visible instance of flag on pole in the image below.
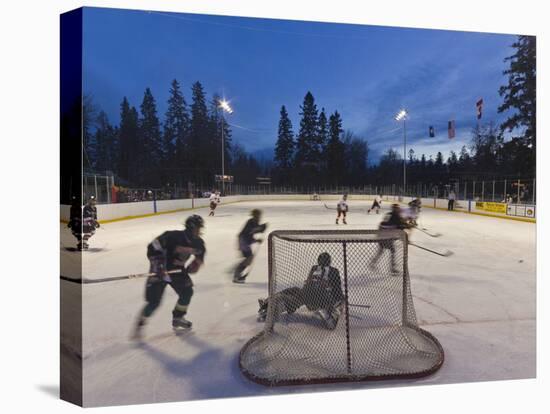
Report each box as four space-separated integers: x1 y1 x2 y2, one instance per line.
448 120 455 139
429 126 435 137
476 98 483 119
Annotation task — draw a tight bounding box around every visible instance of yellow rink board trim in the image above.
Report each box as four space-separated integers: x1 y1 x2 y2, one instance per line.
421 204 535 223
60 198 536 225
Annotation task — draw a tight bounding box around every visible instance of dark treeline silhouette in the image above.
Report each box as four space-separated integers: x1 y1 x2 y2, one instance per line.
273 92 369 186
84 80 265 190
84 35 534 195
273 35 535 191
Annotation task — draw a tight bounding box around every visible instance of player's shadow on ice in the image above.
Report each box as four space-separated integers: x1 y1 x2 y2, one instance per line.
137 334 263 398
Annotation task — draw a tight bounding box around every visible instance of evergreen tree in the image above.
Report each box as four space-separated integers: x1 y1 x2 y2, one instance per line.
189 82 210 184
295 92 320 169
83 94 98 170
317 108 328 154
139 87 162 185
118 97 140 183
94 111 118 174
274 105 295 182
498 35 536 148
163 79 190 184
325 111 345 185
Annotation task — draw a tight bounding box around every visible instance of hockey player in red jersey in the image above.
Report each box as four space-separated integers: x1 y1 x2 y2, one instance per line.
336 194 349 224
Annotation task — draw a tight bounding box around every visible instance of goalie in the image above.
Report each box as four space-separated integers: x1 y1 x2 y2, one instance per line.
257 252 344 330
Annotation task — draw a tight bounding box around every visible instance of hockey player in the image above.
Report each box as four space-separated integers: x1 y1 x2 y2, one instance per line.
67 196 83 248
233 209 268 283
403 197 422 226
133 215 206 338
367 194 383 214
80 196 100 250
370 203 412 274
257 252 344 330
336 194 349 224
208 190 221 216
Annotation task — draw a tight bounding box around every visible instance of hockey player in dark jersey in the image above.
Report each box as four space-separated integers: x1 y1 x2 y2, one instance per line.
370 203 412 274
367 194 383 214
133 215 206 338
67 196 83 248
79 196 100 250
404 197 422 226
257 252 344 330
233 209 268 284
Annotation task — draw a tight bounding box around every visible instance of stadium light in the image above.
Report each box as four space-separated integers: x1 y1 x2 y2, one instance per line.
394 109 408 196
219 99 233 114
217 98 234 195
395 109 408 121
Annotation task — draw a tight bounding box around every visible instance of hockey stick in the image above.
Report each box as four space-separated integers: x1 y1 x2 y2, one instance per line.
60 268 186 284
415 226 441 238
348 303 371 309
409 242 453 257
324 203 337 210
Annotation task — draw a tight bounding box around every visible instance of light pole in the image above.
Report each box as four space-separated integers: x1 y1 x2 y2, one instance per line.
218 99 233 195
395 109 408 196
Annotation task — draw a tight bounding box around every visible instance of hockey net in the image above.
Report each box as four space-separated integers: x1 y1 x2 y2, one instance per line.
239 230 444 385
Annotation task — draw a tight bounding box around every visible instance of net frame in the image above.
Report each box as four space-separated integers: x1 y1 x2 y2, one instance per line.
239 229 444 386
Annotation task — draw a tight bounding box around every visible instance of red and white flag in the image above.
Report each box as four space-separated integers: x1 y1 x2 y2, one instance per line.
476 98 483 119
448 120 455 139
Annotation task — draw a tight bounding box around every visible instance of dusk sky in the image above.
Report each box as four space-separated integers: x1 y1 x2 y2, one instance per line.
83 7 518 163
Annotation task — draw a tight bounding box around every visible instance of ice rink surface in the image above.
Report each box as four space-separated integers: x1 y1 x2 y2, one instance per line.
60 200 536 407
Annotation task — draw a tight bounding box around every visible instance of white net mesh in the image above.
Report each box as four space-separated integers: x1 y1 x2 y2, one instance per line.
239 230 444 385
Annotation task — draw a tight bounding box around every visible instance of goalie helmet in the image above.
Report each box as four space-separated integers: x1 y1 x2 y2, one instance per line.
317 252 331 267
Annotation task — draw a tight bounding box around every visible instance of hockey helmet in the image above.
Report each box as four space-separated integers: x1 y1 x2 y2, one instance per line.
185 214 205 232
250 209 262 219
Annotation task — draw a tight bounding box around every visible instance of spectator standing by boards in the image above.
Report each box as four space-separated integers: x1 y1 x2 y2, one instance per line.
448 190 456 211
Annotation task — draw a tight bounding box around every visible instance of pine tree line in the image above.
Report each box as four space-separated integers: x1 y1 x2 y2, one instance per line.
273 91 369 186
83 35 534 193
84 80 264 188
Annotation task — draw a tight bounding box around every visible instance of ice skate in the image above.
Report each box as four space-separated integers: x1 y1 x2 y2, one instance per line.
172 316 192 333
233 273 247 284
257 299 268 321
316 308 338 330
131 316 147 341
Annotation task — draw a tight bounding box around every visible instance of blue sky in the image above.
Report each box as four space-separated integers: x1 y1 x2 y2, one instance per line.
82 7 518 163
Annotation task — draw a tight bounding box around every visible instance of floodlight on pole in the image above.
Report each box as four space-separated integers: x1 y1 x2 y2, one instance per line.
219 99 233 114
218 98 233 195
394 109 408 196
